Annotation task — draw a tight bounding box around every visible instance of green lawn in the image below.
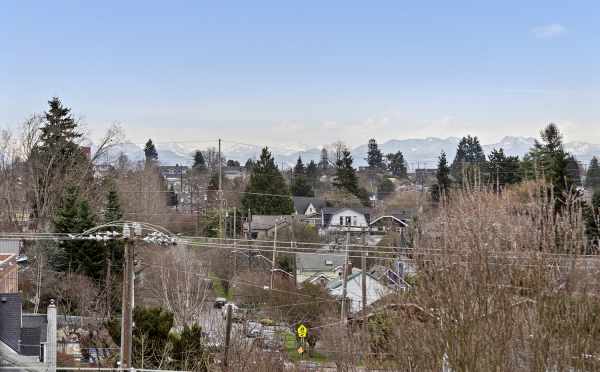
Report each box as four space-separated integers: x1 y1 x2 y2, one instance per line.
281 331 328 363
209 272 232 300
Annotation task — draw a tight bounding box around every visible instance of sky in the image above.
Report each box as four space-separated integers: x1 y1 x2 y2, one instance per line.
1 1 599 148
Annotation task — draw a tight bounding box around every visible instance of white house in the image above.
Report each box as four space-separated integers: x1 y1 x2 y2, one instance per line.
327 270 394 313
321 207 371 232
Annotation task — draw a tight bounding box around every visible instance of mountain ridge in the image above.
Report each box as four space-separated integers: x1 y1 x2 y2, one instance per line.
104 136 600 169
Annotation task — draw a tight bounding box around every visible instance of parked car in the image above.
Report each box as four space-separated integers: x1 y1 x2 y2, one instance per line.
222 303 241 321
245 321 262 338
214 297 227 309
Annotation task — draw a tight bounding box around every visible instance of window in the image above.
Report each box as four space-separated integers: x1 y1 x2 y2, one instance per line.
353 216 357 226
339 216 344 225
345 216 352 226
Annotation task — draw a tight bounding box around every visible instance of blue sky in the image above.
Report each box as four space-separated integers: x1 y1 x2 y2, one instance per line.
1 1 599 147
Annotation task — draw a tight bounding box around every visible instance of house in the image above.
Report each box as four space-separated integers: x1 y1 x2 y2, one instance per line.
292 197 326 217
223 166 246 181
295 252 346 285
369 208 414 234
321 207 371 232
243 215 296 240
369 264 411 289
159 165 189 190
0 254 18 293
327 270 394 314
0 293 49 362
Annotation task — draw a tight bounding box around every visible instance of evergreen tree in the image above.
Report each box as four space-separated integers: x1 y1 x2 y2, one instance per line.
431 151 451 202
52 187 103 279
291 176 315 197
585 157 600 190
334 149 370 206
294 156 306 176
77 199 104 279
169 324 209 371
30 97 88 220
192 150 207 171
386 151 408 178
366 139 384 169
104 190 123 223
291 156 314 196
522 123 575 200
377 178 395 200
334 149 360 194
567 155 582 187
584 189 600 253
144 139 158 165
319 148 329 170
104 189 124 275
241 147 294 215
306 160 319 184
244 158 255 171
451 135 487 186
39 97 82 150
488 148 522 189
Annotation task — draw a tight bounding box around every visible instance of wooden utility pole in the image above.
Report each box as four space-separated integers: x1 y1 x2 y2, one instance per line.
361 228 368 315
223 304 233 369
233 207 237 276
270 220 278 291
120 237 134 369
340 229 350 323
218 138 223 239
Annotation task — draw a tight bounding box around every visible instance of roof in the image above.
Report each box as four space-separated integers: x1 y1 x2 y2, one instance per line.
326 270 380 290
0 240 21 255
292 197 326 215
248 215 294 231
386 208 416 221
369 215 408 227
0 254 13 263
296 252 345 272
322 207 371 216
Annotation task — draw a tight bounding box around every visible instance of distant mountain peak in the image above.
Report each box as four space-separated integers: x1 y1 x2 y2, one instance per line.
102 136 600 168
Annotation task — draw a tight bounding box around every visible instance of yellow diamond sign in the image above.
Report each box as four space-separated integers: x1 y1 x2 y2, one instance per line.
297 324 308 338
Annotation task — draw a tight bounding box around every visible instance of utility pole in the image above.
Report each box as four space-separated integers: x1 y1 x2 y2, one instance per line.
223 304 233 369
218 138 223 239
340 229 350 324
270 220 278 291
233 207 237 276
361 227 367 315
120 224 135 370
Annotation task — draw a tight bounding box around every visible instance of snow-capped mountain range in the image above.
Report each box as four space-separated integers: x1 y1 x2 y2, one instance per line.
104 136 600 169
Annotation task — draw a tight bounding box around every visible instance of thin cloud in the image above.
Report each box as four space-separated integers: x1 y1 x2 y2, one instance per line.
531 23 566 39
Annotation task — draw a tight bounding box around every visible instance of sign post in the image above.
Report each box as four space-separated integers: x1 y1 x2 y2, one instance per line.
296 324 308 359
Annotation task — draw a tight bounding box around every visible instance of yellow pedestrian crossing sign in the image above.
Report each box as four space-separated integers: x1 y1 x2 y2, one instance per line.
297 324 308 338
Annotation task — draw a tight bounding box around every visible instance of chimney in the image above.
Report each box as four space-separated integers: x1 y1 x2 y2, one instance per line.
346 262 353 277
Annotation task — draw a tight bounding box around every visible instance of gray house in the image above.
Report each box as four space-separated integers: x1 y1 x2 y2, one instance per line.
296 252 346 285
0 294 48 361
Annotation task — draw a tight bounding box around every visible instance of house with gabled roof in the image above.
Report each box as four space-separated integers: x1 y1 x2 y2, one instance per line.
295 252 346 285
292 197 327 217
326 269 397 314
369 208 415 234
321 207 371 233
